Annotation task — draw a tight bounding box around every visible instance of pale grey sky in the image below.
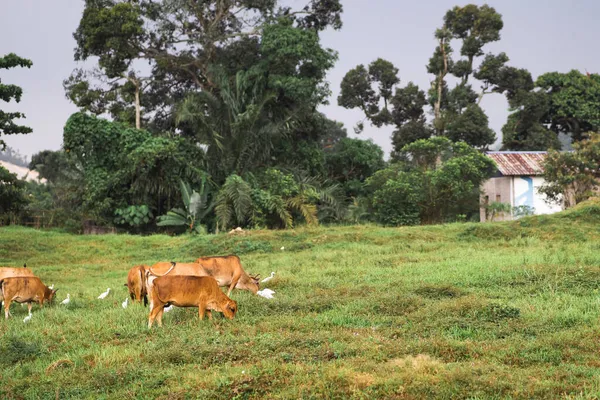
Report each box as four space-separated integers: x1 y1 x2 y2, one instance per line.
1 0 599 158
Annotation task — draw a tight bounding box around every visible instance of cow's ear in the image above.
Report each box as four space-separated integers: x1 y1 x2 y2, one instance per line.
53 289 59 294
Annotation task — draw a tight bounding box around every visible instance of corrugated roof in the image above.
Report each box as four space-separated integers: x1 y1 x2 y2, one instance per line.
486 151 547 176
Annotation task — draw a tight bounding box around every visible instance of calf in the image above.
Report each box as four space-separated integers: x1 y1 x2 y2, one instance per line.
148 275 237 328
125 264 150 305
0 277 57 319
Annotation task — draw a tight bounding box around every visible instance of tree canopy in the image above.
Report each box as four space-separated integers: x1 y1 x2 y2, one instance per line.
0 53 33 149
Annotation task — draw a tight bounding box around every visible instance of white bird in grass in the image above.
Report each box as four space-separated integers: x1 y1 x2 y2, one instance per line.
122 297 128 309
61 294 70 305
257 288 275 299
280 246 285 251
97 288 111 299
49 284 54 290
261 272 275 283
164 305 173 313
23 312 32 323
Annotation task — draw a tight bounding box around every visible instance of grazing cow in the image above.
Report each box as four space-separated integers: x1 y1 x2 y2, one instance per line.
0 277 57 319
147 275 238 328
194 256 260 296
124 264 150 306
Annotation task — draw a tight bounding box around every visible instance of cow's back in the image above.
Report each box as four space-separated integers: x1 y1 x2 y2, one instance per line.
0 267 35 282
1 276 44 296
194 256 240 278
154 275 220 303
149 262 207 277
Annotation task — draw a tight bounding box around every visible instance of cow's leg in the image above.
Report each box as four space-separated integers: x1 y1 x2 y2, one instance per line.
4 299 11 319
228 272 241 297
135 285 142 303
148 304 162 328
156 307 165 327
27 302 32 314
206 310 213 320
198 305 205 320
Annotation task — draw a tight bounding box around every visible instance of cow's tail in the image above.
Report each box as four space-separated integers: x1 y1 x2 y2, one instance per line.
148 262 176 278
146 262 175 309
0 279 4 307
139 266 148 307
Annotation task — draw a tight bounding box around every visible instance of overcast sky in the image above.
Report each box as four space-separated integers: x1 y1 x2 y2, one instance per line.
1 0 599 159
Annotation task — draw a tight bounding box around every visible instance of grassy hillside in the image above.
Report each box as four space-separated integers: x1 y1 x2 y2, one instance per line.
1 199 600 399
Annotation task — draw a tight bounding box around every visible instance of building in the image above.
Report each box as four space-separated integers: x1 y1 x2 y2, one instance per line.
480 151 563 222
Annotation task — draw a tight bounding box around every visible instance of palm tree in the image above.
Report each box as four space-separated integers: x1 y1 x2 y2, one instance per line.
156 178 215 234
176 69 297 180
215 173 344 230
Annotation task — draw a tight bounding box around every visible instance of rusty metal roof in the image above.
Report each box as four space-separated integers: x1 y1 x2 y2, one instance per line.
486 151 547 176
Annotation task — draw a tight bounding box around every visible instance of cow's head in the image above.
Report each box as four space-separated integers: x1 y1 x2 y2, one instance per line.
247 274 260 294
222 300 238 320
45 287 58 302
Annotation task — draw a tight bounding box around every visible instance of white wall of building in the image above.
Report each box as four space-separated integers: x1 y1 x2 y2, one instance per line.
512 176 562 215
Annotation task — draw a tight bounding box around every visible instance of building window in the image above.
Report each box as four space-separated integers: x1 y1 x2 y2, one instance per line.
496 194 501 202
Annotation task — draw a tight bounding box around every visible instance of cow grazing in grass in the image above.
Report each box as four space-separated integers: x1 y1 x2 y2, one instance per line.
147 275 238 328
194 256 260 296
0 276 57 319
125 264 150 306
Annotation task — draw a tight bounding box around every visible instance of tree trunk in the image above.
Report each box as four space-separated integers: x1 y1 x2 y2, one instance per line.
134 81 141 129
434 36 448 134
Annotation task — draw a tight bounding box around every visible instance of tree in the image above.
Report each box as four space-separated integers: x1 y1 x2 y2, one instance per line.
365 137 496 225
338 58 431 155
426 4 503 147
325 138 385 197
157 179 215 234
63 112 206 223
0 53 33 149
339 4 511 151
29 150 73 184
67 0 343 131
503 70 600 150
539 132 600 208
0 166 28 224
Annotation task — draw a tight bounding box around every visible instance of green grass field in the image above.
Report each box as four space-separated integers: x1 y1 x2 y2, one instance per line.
1 200 600 399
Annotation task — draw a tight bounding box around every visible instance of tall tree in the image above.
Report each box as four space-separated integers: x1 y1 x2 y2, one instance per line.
338 58 430 152
501 70 600 150
426 4 503 147
0 53 33 149
539 132 600 207
66 0 343 131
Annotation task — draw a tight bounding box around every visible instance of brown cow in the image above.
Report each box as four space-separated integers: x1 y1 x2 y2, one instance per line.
0 276 57 319
148 258 259 297
124 264 150 305
147 275 237 328
194 256 260 296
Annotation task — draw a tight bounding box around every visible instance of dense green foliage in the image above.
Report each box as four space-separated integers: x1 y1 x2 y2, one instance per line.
0 166 28 224
2 201 600 397
366 137 495 225
540 132 600 207
7 2 600 233
0 53 33 149
502 70 600 150
157 179 214 234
